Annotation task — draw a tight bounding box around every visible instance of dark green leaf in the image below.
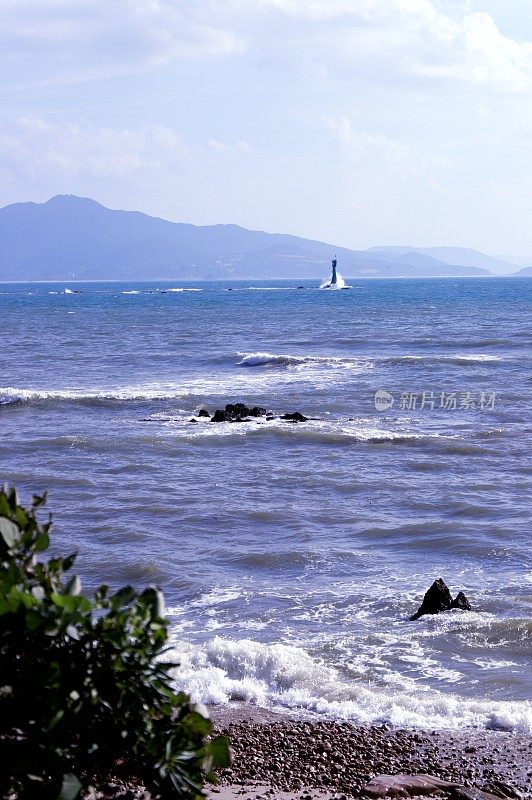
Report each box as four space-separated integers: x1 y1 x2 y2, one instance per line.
208 735 231 769
0 517 18 547
57 773 82 800
34 530 50 551
0 485 219 799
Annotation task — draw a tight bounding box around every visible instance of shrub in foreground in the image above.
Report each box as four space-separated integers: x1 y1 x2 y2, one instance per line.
0 486 229 799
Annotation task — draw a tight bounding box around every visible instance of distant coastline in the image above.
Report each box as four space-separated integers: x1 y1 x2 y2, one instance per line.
1 274 531 285
1 195 529 281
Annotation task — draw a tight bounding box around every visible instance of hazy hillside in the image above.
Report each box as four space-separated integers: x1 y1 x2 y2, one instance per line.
368 245 520 275
0 195 494 280
496 255 532 269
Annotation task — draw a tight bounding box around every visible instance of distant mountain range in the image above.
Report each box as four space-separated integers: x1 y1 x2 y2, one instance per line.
0 195 530 280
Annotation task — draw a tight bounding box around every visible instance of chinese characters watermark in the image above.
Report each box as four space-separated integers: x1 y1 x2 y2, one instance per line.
374 389 496 412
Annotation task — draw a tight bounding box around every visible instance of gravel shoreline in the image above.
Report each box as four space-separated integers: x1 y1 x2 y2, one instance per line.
209 704 532 800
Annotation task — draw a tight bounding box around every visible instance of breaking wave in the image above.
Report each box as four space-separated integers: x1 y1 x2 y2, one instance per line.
0 385 191 405
238 352 365 368
169 637 532 733
176 417 448 446
383 354 503 365
237 351 503 369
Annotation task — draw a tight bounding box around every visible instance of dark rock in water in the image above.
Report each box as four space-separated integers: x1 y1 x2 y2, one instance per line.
189 418 197 423
197 408 210 417
362 773 461 798
225 402 250 418
410 579 471 620
211 409 230 422
297 285 304 289
280 411 308 422
209 403 313 423
248 406 267 417
211 403 267 422
410 578 453 620
451 590 471 611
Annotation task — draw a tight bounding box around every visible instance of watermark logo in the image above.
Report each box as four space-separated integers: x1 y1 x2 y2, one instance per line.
374 389 496 411
374 390 395 411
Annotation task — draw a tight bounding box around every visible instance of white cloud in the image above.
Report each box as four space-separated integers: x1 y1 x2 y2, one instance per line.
324 114 451 179
2 0 532 93
0 116 188 180
255 0 532 93
0 0 245 87
2 1 532 253
208 139 251 154
0 116 256 195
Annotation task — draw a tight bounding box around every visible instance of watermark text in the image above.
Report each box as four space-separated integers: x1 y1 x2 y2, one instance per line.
374 389 496 412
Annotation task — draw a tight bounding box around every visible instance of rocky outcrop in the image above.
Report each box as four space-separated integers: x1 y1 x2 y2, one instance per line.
210 403 267 422
451 789 515 800
362 775 505 800
489 781 523 800
280 411 309 422
207 403 314 423
362 773 461 798
410 579 471 621
451 591 472 611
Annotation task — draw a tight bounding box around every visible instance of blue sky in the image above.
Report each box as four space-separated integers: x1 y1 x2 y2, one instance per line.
2 0 532 255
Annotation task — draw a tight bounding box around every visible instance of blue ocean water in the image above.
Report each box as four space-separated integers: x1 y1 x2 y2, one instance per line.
0 277 530 731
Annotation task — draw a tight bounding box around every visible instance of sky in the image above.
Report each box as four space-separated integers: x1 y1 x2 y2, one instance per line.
2 0 532 255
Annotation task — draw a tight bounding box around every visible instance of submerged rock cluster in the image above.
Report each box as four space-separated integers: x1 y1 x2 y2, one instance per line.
190 403 311 423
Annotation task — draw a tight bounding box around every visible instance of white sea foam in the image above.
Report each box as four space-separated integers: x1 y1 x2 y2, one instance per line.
451 354 502 362
191 589 245 608
240 287 301 291
122 290 140 294
320 270 347 290
169 636 532 733
167 288 202 292
0 371 312 405
0 384 193 404
176 415 446 445
0 365 332 406
385 354 503 365
236 350 500 370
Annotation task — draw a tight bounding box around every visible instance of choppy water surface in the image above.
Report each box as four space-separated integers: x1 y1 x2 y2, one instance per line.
0 278 530 731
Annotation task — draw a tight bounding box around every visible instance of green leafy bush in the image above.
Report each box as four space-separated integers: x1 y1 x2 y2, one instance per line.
0 486 229 799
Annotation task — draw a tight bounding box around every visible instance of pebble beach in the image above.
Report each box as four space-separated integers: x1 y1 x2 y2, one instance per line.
210 705 532 800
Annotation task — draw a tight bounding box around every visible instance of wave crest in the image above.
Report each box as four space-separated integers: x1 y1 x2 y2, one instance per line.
170 636 532 733
383 354 503 365
237 352 362 368
0 385 190 405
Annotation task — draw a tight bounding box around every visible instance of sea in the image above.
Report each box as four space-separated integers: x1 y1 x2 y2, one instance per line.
0 277 530 733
